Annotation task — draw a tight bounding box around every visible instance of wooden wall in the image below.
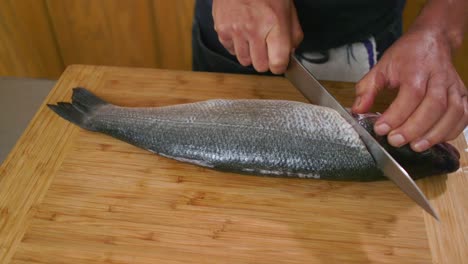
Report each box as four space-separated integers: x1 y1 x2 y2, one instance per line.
0 0 64 78
0 0 466 83
0 0 194 79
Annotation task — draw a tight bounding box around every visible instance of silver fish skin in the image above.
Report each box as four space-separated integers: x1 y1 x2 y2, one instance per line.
48 88 459 181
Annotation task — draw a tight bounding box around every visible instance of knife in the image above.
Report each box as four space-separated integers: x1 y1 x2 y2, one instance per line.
285 53 439 220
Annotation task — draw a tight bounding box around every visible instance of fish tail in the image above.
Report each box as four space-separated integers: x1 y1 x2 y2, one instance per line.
47 87 109 131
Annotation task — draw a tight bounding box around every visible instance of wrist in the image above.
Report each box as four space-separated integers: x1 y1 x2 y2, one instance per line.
410 23 464 53
408 25 462 57
409 0 467 51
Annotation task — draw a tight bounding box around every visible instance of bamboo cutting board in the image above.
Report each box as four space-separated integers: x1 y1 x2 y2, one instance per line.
0 65 466 264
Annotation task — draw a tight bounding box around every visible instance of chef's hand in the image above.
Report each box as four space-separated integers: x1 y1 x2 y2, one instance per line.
212 0 303 74
352 26 467 152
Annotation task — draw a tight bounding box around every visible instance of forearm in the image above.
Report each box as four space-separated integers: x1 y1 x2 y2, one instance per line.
409 0 468 51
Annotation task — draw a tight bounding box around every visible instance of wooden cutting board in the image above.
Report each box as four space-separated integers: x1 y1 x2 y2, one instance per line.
0 65 466 264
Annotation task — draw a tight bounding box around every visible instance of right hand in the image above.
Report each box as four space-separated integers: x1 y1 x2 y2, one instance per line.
212 0 303 74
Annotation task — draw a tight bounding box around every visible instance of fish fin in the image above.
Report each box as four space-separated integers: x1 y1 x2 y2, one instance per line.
71 87 108 113
47 102 96 131
47 87 108 131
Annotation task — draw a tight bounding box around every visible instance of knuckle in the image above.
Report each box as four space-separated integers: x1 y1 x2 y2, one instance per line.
217 37 229 46
295 32 304 45
230 24 239 34
216 25 232 39
215 23 228 33
231 23 245 35
383 112 405 128
244 24 255 37
449 94 464 113
407 76 425 88
424 135 439 147
264 12 278 26
428 92 448 110
406 78 427 99
355 82 366 94
297 30 304 41
459 82 467 94
217 40 234 54
400 126 419 141
410 86 426 100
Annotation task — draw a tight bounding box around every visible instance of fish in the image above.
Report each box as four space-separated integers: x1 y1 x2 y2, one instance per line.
47 87 460 181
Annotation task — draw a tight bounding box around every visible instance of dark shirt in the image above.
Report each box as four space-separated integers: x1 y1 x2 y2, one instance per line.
294 0 406 50
195 0 405 58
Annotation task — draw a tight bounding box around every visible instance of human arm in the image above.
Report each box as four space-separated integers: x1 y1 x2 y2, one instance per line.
352 0 468 152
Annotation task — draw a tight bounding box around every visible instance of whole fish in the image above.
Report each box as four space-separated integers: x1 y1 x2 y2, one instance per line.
48 88 460 181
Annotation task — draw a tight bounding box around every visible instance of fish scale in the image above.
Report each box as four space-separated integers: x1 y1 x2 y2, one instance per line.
48 88 460 182
83 99 380 180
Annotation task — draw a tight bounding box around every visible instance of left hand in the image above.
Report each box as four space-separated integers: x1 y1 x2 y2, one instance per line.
352 28 467 152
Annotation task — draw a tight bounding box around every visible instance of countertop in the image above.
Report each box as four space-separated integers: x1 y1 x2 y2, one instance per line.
0 65 466 263
0 77 55 163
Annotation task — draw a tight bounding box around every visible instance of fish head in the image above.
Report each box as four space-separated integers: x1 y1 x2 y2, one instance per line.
354 113 460 180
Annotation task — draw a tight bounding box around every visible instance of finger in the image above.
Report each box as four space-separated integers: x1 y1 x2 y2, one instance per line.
249 38 269 72
410 84 466 152
353 69 387 113
219 36 235 55
445 111 467 141
387 75 448 146
232 32 251 66
445 91 468 140
376 77 428 143
266 25 292 74
290 3 303 48
215 23 236 55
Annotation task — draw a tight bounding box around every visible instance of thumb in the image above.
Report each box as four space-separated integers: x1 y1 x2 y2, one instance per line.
352 68 386 113
266 24 292 74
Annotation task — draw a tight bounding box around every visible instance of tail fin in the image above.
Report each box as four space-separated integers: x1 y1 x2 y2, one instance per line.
47 87 109 131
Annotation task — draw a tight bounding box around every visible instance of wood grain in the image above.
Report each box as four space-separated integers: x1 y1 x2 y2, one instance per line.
420 136 468 263
0 0 63 78
0 65 106 263
0 65 465 263
152 0 195 70
46 0 158 68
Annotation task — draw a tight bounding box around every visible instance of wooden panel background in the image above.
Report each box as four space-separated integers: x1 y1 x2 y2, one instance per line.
46 0 159 68
152 1 194 70
0 0 466 83
0 0 63 78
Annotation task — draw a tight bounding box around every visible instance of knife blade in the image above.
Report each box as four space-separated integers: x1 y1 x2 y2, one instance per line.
285 54 439 220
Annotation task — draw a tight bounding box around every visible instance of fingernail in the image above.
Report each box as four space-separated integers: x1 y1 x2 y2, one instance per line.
353 97 361 109
388 133 405 147
412 139 430 152
374 123 391 135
